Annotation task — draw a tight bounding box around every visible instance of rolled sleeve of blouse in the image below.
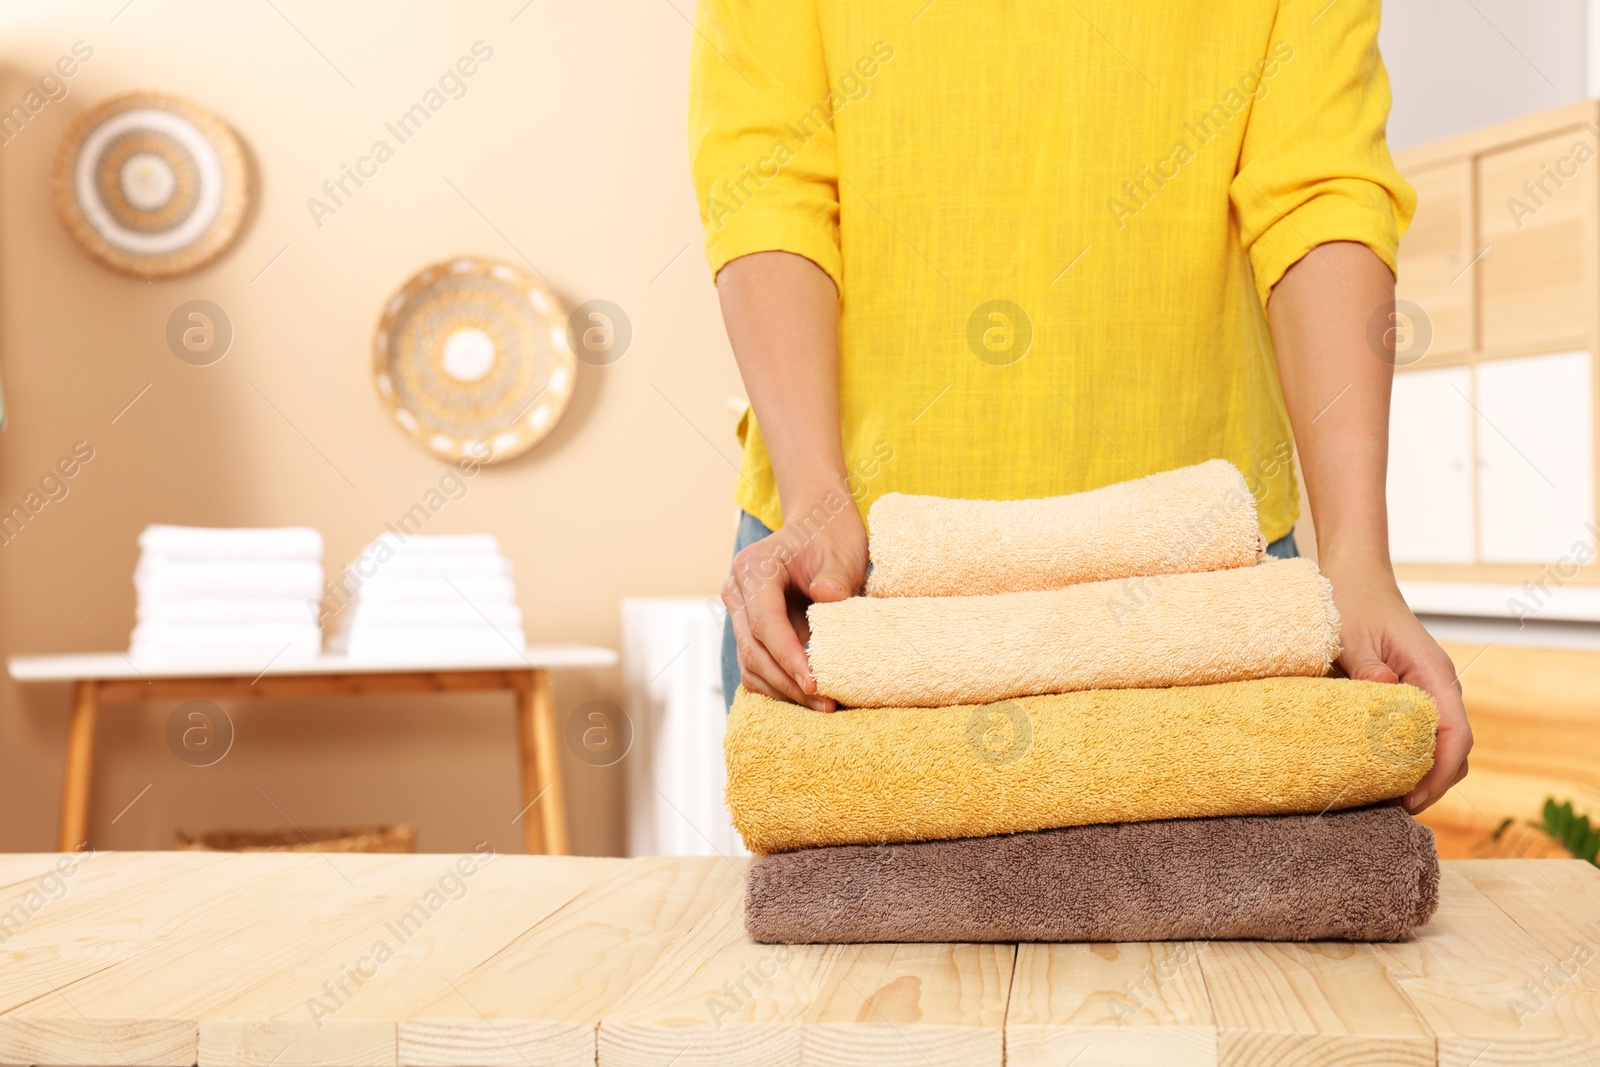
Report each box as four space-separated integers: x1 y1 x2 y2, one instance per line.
1231 0 1418 310
687 0 843 291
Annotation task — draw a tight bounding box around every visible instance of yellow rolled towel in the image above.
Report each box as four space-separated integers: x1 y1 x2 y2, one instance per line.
865 459 1261 597
725 677 1437 854
808 556 1340 708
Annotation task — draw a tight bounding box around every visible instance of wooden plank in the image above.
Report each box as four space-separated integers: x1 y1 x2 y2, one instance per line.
1457 860 1600 1000
8 855 1600 1067
598 885 1013 1066
0 848 112 904
0 851 331 1067
0 852 418 1067
0 1017 196 1067
1198 941 1433 1067
3 853 613 1067
400 856 744 1066
194 855 617 1066
1005 942 1216 1067
1372 866 1600 1066
0 853 245 1014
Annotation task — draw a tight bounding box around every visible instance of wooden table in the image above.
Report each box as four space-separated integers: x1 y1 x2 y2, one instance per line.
0 853 1595 1066
7 648 617 856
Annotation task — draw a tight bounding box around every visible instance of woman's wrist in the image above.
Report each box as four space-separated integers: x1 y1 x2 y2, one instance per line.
776 467 853 518
1317 536 1398 590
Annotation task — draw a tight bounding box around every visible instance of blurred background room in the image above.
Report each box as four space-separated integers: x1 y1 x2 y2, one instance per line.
0 0 1596 866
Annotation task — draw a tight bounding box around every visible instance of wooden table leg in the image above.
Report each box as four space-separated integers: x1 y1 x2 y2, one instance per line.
514 669 569 855
58 680 98 851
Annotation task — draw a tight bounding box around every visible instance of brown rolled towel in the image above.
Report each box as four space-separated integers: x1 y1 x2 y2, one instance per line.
865 459 1263 598
745 806 1439 943
807 557 1340 708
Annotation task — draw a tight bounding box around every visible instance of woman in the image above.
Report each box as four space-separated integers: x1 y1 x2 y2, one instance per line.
689 0 1469 813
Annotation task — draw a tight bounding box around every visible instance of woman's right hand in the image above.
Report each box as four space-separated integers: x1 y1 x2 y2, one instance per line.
722 493 867 712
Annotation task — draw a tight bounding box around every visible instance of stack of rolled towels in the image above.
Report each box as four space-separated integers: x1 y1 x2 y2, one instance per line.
129 525 324 665
327 533 525 662
726 460 1441 943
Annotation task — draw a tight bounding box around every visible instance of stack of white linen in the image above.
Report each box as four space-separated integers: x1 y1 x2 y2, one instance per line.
329 533 525 662
130 525 324 665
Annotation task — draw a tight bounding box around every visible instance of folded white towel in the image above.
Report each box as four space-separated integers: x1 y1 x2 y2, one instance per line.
344 623 524 646
340 627 527 662
338 602 524 628
138 524 324 561
134 559 324 601
368 532 502 558
131 621 321 644
347 555 513 581
136 598 318 625
341 575 515 606
129 623 322 666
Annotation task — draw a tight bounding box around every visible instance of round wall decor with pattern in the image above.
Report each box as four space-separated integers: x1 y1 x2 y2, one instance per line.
51 91 250 278
373 257 577 465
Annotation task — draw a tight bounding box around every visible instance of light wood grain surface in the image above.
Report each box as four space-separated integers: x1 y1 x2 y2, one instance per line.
0 854 1596 1066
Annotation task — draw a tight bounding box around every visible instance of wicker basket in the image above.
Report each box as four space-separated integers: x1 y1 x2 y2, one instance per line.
176 824 416 853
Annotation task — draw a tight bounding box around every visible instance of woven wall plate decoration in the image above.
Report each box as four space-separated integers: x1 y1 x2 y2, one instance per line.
51 91 250 278
373 257 577 464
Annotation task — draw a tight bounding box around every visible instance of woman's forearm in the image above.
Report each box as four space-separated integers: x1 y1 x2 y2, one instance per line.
717 251 848 511
1267 240 1472 811
1266 241 1395 575
717 250 865 710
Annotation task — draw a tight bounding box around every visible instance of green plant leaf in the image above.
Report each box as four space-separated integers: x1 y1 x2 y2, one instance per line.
1537 797 1600 867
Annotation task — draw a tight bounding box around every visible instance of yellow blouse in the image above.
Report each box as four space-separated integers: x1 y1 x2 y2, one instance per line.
689 0 1414 541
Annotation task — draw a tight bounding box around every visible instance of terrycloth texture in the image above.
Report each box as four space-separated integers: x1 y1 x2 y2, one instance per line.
338 602 523 627
134 559 324 600
725 678 1436 854
342 576 517 605
138 524 323 560
129 623 321 666
136 597 315 624
744 806 1439 943
363 532 503 558
336 626 527 662
360 555 512 578
865 460 1262 598
808 557 1340 708
329 533 523 661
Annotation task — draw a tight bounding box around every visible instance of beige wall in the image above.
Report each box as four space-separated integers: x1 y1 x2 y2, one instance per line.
0 1 743 855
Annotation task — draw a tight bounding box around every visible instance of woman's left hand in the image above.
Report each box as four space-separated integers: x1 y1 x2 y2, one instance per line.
1322 556 1472 814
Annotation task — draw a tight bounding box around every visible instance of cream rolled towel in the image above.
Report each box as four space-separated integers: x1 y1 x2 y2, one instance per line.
865 459 1262 597
808 556 1339 708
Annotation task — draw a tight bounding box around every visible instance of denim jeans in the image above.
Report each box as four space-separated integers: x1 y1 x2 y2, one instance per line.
720 510 1298 711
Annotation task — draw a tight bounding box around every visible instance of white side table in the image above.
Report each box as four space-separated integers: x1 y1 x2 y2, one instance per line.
8 647 617 854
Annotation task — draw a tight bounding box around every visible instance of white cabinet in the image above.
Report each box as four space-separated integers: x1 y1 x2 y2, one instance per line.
1475 351 1595 562
1389 367 1476 563
1388 352 1596 566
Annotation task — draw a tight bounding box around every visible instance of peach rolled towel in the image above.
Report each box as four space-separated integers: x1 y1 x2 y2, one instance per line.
807 556 1340 708
725 677 1437 854
864 459 1262 598
744 806 1440 943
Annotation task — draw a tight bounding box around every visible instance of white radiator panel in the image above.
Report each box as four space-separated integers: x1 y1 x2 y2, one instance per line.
621 596 747 858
